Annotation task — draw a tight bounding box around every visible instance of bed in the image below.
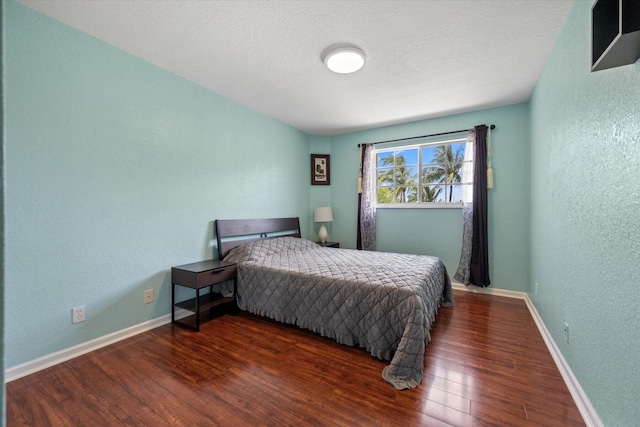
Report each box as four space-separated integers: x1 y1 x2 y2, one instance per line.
215 217 453 390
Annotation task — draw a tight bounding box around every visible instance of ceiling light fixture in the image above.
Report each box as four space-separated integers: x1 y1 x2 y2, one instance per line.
323 46 366 74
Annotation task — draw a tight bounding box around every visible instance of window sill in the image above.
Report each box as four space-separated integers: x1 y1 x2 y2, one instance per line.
377 203 463 209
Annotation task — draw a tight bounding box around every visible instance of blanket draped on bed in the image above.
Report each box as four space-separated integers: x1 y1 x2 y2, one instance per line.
223 237 453 390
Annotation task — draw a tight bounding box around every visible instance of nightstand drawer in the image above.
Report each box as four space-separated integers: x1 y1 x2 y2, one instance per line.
196 265 236 287
171 260 236 289
316 241 339 248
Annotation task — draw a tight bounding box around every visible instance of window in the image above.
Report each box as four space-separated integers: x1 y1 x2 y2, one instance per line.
375 137 473 207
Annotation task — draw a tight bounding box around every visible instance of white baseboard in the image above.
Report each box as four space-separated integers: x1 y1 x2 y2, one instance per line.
5 314 173 383
453 283 602 427
452 281 526 299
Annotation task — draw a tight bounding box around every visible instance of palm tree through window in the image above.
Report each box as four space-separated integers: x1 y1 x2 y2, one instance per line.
376 138 472 205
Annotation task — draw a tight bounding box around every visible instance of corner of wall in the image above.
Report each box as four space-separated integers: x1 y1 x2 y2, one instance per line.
1 0 6 422
309 136 332 240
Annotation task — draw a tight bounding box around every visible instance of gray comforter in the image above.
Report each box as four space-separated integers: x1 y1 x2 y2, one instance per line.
223 237 453 390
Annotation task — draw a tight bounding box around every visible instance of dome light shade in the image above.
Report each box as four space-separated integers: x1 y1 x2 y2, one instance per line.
323 46 366 74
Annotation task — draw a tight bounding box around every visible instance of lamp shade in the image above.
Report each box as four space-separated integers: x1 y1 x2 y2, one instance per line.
314 206 333 222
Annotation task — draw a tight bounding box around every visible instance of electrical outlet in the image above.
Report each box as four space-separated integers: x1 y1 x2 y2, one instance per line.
563 321 569 343
144 289 154 304
535 282 539 296
72 306 85 324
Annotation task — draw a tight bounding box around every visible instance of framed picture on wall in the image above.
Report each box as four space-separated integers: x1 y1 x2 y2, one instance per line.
311 154 330 185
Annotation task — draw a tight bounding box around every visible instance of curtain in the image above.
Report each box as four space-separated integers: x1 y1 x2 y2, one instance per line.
357 144 376 250
454 129 475 284
455 125 490 287
470 125 490 286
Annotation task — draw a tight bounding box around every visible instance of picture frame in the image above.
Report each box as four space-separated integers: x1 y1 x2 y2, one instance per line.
311 154 330 185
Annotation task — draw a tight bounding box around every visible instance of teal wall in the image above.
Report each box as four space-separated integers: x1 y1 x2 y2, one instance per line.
530 1 640 425
4 1 310 368
327 103 531 292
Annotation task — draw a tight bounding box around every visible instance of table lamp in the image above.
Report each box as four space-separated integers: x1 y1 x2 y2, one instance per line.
314 206 333 243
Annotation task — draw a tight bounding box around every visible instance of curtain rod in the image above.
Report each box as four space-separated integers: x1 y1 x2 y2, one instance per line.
357 124 495 147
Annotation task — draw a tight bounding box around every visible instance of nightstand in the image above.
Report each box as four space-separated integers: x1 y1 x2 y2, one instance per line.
171 260 237 331
316 241 339 248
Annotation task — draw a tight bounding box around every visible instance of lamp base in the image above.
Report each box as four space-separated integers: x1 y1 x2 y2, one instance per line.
318 224 328 243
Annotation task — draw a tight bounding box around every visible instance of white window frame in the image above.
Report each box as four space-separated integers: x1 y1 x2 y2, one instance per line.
374 136 472 209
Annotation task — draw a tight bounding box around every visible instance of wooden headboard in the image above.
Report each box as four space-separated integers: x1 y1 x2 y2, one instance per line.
215 217 301 259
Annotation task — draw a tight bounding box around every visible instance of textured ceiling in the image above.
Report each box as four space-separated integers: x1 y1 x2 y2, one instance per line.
18 0 573 136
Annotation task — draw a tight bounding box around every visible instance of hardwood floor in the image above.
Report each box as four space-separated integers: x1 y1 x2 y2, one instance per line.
7 290 585 426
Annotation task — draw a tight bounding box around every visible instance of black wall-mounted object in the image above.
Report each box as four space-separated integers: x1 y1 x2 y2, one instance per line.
592 0 640 71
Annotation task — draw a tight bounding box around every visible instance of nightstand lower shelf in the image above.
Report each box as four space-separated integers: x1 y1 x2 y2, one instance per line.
173 289 237 331
174 292 235 313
